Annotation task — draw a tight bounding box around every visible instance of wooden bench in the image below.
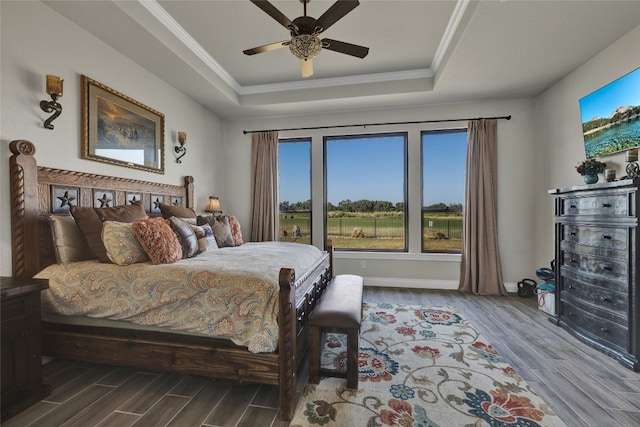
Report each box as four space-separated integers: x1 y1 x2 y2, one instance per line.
308 274 364 389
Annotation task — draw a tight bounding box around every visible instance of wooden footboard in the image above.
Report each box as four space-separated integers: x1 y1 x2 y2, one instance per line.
9 139 333 421
278 248 331 419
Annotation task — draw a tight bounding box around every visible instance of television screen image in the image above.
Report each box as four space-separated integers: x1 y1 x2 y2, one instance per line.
579 67 640 158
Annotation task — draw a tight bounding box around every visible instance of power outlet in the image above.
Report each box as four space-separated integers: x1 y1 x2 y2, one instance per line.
361 260 366 269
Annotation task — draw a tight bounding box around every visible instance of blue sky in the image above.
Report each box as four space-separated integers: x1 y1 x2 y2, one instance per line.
279 131 467 207
579 67 640 123
422 131 466 206
279 141 311 203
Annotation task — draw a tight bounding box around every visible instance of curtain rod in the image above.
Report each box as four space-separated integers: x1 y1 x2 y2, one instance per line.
242 115 511 135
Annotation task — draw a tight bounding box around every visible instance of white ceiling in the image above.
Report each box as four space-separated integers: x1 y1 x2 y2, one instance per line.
43 0 640 119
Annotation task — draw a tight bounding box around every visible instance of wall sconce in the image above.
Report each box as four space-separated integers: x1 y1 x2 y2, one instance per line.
205 196 222 215
40 75 63 130
175 131 187 163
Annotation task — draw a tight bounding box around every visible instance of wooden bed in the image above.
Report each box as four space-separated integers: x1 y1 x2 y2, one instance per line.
8 139 333 420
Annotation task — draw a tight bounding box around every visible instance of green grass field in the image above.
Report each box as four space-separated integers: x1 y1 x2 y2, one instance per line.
279 212 462 251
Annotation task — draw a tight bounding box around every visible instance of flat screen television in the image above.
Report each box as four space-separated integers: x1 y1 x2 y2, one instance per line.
579 66 640 158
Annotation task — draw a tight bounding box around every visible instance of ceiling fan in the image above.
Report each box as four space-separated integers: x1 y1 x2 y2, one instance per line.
243 0 369 78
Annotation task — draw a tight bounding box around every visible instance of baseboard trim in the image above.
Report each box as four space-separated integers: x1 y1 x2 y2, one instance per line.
361 277 518 293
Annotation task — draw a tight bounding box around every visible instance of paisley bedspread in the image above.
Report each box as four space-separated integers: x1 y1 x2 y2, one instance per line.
35 242 324 353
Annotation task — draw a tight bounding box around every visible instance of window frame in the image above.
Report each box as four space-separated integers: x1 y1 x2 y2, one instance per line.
278 137 312 244
323 132 408 252
420 128 467 254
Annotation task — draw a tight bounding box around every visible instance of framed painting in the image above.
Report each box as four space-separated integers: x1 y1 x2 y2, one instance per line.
81 75 165 174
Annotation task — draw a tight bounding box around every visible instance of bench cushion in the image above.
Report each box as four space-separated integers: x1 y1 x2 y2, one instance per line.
309 274 363 330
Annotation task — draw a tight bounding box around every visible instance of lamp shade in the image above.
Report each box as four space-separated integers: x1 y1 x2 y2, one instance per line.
205 196 222 213
46 75 63 98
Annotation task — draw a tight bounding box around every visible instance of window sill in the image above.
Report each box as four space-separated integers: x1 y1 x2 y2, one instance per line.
333 251 461 262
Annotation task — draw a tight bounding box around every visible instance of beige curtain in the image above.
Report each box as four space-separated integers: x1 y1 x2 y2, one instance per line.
250 131 279 242
458 119 506 295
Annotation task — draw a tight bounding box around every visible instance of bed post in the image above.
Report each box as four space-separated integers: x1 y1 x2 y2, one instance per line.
9 140 39 278
278 267 297 420
327 239 334 278
183 175 194 210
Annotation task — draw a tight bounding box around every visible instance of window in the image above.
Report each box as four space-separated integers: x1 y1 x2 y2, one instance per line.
421 129 467 252
278 138 311 244
325 133 407 251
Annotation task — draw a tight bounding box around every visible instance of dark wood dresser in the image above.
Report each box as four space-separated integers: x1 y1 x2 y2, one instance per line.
549 178 639 371
1 277 51 421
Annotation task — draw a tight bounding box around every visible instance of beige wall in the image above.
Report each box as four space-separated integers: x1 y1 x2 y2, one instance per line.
0 1 224 276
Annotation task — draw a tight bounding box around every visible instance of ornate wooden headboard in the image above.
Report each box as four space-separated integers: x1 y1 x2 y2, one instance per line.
9 139 194 278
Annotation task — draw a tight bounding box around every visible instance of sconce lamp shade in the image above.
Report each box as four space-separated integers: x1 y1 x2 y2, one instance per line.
41 75 64 129
175 131 187 163
46 75 63 98
205 196 222 214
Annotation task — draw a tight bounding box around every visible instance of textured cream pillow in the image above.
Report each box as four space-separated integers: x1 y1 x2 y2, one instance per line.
101 221 149 265
49 215 95 263
197 215 235 247
190 223 218 253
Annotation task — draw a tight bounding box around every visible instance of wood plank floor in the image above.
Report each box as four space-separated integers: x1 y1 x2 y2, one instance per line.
4 288 640 427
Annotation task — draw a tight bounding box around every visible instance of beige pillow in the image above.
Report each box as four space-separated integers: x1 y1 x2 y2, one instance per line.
197 215 235 247
190 223 218 253
49 215 95 263
102 221 149 266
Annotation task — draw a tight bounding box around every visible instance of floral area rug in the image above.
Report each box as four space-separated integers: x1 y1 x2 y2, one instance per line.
291 302 566 427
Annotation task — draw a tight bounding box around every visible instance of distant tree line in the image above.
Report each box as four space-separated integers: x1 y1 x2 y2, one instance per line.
280 199 461 213
582 105 640 133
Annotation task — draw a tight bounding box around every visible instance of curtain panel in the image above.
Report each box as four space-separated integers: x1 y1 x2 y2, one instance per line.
458 119 507 295
250 131 279 242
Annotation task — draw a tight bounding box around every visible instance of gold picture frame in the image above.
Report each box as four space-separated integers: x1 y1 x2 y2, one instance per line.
81 75 165 174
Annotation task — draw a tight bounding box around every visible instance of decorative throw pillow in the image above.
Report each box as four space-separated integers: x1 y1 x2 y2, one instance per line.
94 201 147 222
132 218 182 265
71 201 148 263
70 206 110 262
158 203 196 219
197 215 234 248
101 221 149 265
48 214 95 263
228 215 244 246
190 223 218 253
168 216 199 258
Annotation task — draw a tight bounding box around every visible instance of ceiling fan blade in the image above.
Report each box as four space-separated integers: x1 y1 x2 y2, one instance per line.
321 38 369 58
315 0 359 32
250 0 297 32
243 40 289 56
301 58 314 78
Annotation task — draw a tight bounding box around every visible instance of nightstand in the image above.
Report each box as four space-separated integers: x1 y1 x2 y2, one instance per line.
1 277 51 421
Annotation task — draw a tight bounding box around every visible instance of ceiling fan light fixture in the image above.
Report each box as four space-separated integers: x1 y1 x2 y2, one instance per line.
289 34 322 61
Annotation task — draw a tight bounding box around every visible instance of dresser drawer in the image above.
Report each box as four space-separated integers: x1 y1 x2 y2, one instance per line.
560 194 629 217
560 265 628 294
561 275 627 315
561 300 628 353
563 225 628 250
561 247 628 279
